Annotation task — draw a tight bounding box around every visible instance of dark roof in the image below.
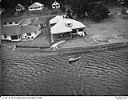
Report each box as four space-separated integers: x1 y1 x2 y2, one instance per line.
21 25 40 33
31 17 46 24
1 17 22 24
2 26 22 35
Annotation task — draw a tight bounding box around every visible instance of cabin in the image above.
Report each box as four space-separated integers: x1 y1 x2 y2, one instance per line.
15 4 25 12
1 24 41 41
1 26 22 41
28 2 44 12
50 18 86 43
2 17 22 26
52 1 60 9
21 25 41 40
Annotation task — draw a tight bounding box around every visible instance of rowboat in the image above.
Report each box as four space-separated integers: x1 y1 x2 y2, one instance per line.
69 56 81 63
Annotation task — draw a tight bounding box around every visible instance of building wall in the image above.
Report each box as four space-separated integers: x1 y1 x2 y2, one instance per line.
22 30 41 40
1 35 11 41
1 34 22 41
3 21 21 26
28 6 44 12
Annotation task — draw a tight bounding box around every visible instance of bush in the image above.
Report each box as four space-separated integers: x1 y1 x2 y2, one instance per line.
88 4 110 21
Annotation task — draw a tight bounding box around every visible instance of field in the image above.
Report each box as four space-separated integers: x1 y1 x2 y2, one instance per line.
84 8 128 44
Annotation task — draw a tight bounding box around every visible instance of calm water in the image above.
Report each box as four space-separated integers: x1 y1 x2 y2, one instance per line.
1 46 128 96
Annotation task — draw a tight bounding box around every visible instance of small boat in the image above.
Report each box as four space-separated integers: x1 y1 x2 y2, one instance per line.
69 56 81 63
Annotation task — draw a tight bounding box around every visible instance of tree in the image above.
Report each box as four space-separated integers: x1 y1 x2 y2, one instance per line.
71 0 88 18
88 3 110 21
66 9 73 18
71 0 109 21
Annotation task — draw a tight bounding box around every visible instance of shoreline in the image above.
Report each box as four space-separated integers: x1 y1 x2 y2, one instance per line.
1 41 128 56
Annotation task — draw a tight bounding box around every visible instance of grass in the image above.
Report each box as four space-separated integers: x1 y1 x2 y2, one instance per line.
84 12 128 44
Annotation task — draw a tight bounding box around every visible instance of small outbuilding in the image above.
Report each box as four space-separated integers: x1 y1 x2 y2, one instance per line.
2 17 22 26
28 2 44 12
52 1 60 9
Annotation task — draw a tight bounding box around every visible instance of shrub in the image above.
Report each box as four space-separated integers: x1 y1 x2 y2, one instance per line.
88 4 110 21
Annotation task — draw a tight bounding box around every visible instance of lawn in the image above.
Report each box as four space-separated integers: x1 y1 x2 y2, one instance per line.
83 8 128 44
59 35 98 49
16 28 50 48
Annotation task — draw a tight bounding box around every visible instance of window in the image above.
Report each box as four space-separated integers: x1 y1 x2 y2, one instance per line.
15 22 19 24
27 33 31 36
4 23 7 25
4 34 7 38
78 28 83 32
11 35 18 40
72 29 77 33
9 22 12 24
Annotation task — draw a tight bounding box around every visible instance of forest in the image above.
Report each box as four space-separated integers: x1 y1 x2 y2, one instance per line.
1 0 128 8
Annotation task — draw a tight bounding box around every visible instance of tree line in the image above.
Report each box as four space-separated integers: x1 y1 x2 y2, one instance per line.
0 0 70 8
70 0 128 21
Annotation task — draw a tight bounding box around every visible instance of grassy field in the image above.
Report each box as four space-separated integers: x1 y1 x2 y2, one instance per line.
84 9 128 44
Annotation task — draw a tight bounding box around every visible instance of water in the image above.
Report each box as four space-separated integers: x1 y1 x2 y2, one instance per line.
1 46 128 95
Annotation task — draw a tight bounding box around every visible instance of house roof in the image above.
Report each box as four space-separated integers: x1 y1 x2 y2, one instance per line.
15 4 24 10
21 25 40 33
51 23 72 34
65 19 86 29
16 4 24 8
2 26 22 35
50 15 66 25
31 17 46 24
29 2 44 9
2 25 40 36
52 1 60 5
51 18 86 35
1 17 22 25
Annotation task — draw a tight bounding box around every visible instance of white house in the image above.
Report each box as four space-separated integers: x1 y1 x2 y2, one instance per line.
50 18 86 43
2 17 22 27
21 25 41 40
15 4 25 12
28 2 44 12
1 24 41 41
1 26 22 41
52 1 60 9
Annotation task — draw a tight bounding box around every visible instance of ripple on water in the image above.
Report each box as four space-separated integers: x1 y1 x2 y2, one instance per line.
1 46 128 95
